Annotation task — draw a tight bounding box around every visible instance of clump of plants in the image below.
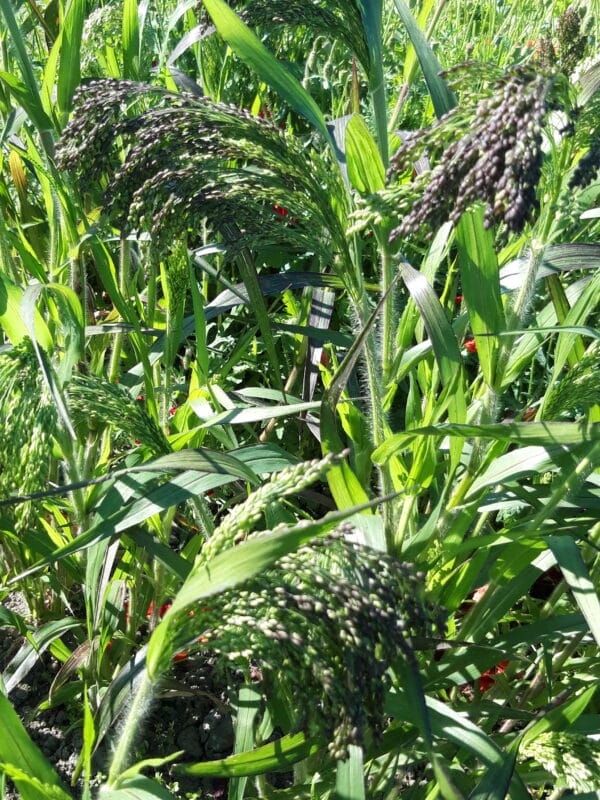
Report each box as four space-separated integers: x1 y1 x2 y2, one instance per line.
0 0 599 798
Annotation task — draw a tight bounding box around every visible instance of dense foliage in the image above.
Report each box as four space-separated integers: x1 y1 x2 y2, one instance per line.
0 0 599 798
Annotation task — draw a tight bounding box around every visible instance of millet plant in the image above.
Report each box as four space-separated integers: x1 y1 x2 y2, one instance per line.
1 0 600 798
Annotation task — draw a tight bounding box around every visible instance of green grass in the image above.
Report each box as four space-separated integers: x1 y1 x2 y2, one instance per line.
0 0 600 798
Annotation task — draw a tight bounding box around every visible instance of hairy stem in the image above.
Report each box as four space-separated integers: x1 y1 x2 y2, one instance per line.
108 236 131 383
107 670 157 785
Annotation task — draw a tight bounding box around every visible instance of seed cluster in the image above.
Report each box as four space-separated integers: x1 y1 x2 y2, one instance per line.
556 6 588 75
0 341 57 536
68 373 169 454
387 66 552 240
199 451 346 563
177 529 444 760
522 731 600 792
569 138 600 189
56 79 347 256
238 0 369 74
542 346 600 419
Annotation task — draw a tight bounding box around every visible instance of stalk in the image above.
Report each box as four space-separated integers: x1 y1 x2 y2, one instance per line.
108 236 130 383
378 233 396 388
355 296 396 545
370 75 389 168
107 670 157 785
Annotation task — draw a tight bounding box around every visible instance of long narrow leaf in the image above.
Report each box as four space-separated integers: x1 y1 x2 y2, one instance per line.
373 421 600 464
57 0 84 113
122 0 140 78
0 694 72 800
455 208 505 388
8 450 263 583
335 745 365 800
0 0 55 150
547 536 600 647
174 730 322 777
392 0 456 117
467 750 517 800
202 0 331 144
228 684 261 800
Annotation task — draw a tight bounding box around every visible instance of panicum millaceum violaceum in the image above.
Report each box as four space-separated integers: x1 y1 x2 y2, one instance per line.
56 79 348 258
556 6 588 75
176 528 444 761
237 0 369 74
386 65 556 241
0 340 57 536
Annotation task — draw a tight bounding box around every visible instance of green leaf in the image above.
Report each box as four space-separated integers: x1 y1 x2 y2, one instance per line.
466 444 580 498
373 422 600 464
3 618 82 694
202 0 331 144
401 0 437 85
0 694 71 800
0 448 259 509
398 259 465 461
21 282 84 439
122 0 140 79
0 271 52 348
0 0 55 150
228 684 262 800
468 750 517 800
455 207 505 388
99 776 176 800
427 613 586 690
354 0 387 164
175 730 322 777
457 547 554 644
425 697 529 800
8 450 261 583
521 685 597 748
57 0 84 114
546 536 600 647
198 399 322 427
392 0 456 117
335 745 365 800
345 113 385 194
221 222 286 398
551 268 600 383
398 260 462 388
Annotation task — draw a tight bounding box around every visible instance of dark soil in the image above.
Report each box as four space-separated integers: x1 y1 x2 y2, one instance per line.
1 594 233 799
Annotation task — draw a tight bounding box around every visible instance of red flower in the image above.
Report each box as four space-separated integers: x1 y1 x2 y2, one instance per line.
272 204 298 225
455 294 463 304
173 652 188 662
464 337 477 353
478 660 509 693
146 600 172 618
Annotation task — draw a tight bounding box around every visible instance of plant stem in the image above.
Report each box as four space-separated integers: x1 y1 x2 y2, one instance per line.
378 232 395 388
370 76 389 168
108 236 130 383
107 670 156 785
356 297 396 544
